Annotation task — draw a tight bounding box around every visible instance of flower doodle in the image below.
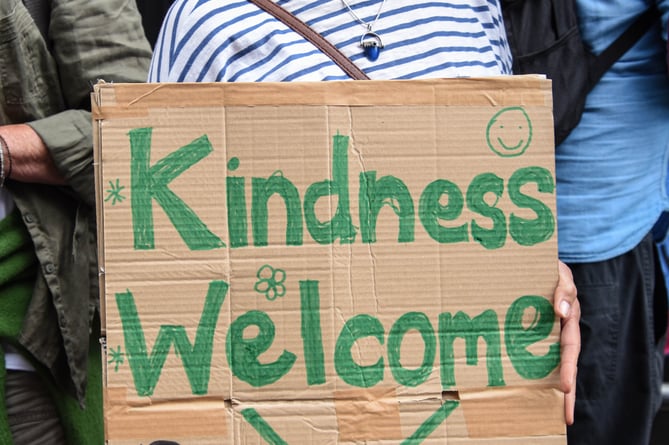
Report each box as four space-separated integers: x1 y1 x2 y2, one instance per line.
254 265 286 301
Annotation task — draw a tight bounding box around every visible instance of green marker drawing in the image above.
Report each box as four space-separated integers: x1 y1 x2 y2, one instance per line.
401 400 459 444
129 127 225 250
116 280 228 396
239 401 458 445
105 178 126 205
241 408 288 445
108 345 124 372
254 265 287 301
486 107 533 157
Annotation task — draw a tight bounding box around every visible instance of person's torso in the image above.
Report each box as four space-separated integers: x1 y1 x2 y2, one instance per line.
556 0 669 263
149 0 512 82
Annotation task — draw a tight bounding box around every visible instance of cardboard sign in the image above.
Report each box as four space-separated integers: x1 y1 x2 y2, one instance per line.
93 77 565 444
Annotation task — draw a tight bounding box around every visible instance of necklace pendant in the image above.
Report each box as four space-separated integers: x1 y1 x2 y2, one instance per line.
360 32 384 62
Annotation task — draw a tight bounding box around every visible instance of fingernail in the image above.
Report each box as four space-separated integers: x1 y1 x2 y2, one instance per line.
559 300 571 318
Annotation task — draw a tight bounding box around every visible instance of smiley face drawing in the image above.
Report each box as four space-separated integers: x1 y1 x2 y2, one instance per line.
486 106 533 157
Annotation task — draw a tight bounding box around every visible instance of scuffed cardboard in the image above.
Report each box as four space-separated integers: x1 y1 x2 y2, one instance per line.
93 77 565 444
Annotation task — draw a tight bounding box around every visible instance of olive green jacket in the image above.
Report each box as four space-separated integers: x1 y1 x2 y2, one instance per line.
0 0 152 404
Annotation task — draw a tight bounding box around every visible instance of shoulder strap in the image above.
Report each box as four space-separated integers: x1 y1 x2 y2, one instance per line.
589 5 658 83
247 0 370 80
22 0 51 43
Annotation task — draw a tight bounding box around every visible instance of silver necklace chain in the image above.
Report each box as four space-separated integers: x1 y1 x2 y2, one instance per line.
340 0 387 61
340 0 387 33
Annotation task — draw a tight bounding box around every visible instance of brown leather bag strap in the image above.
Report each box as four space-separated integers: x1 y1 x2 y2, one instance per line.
247 0 370 80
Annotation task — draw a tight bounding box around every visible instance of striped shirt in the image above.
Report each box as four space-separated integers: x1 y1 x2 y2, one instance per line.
149 0 512 82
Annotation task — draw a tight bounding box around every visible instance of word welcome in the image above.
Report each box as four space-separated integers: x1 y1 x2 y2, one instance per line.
116 280 558 397
127 129 555 251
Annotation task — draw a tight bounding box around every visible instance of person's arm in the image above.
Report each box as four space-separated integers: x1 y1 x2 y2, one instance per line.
14 0 152 204
0 123 65 185
553 260 581 425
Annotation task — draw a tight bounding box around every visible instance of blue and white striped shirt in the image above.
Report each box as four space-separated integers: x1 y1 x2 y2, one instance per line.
149 0 513 82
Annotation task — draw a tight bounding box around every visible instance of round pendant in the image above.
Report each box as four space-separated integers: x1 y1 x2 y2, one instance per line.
360 32 384 62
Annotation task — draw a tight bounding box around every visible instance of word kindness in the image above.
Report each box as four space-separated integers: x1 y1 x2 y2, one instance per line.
128 128 555 251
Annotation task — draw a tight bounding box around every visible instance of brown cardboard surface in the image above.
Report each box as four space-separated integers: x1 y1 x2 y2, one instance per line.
334 386 403 441
94 77 564 444
104 387 230 441
459 387 564 438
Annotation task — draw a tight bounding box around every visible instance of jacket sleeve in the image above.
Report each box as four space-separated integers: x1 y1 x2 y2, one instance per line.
27 0 152 207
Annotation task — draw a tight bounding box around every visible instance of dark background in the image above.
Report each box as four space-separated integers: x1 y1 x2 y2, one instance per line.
135 0 174 48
